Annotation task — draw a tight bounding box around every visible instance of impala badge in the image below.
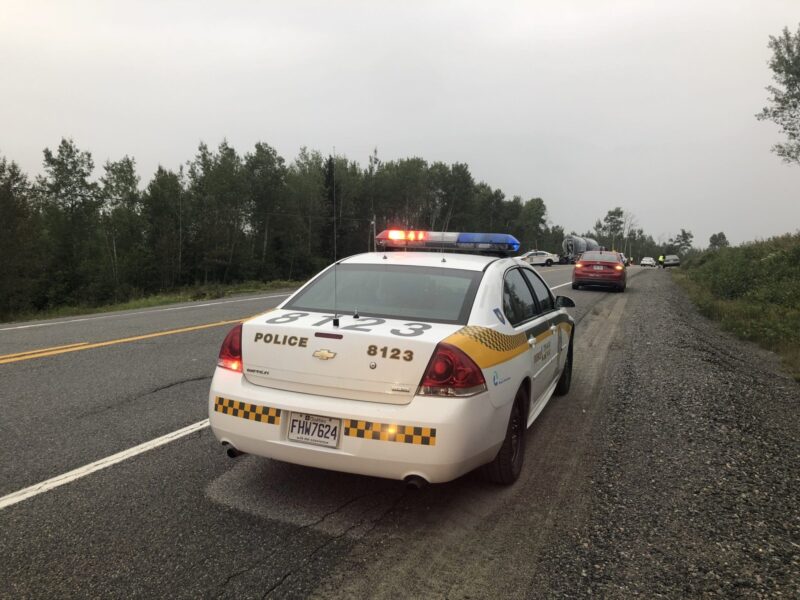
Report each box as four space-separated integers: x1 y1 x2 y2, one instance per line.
313 349 337 361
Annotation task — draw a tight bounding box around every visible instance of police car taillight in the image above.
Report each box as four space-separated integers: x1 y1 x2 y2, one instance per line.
418 343 486 397
217 323 243 372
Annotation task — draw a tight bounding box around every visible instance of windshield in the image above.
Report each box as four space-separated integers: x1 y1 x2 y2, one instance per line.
285 263 483 324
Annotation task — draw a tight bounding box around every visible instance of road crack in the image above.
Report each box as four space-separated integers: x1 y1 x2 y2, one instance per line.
79 375 212 418
260 491 407 599
217 490 398 595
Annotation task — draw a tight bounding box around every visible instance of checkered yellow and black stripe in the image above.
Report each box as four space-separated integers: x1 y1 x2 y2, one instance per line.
343 420 436 446
442 325 529 368
214 396 281 425
459 326 527 352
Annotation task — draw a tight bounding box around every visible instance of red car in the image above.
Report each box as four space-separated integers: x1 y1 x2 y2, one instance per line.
571 251 627 292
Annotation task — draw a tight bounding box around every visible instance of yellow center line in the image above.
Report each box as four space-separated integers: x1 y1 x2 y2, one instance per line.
0 319 244 365
0 341 90 360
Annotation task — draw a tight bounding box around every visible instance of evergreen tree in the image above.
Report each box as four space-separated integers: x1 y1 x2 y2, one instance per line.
141 167 185 289
0 157 44 317
36 138 107 306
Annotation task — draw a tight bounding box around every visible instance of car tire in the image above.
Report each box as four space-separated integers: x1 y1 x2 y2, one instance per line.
572 282 579 290
482 386 527 485
545 259 553 267
554 335 573 396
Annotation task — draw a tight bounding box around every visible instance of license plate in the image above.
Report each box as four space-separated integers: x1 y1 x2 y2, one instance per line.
593 265 604 270
287 412 341 448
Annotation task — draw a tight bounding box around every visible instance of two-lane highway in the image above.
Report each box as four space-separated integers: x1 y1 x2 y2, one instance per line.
0 290 296 498
0 266 648 598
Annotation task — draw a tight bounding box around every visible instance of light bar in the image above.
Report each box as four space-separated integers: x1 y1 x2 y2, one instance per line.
375 230 520 255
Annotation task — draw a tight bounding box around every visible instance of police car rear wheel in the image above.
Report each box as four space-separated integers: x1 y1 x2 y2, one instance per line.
555 336 573 396
482 386 527 485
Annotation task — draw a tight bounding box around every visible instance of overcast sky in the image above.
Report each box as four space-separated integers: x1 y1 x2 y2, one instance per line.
2 0 799 246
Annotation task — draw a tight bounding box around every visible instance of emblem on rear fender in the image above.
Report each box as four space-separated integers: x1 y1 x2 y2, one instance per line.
313 349 337 360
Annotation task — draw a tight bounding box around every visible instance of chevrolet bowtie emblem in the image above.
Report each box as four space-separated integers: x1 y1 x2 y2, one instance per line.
313 349 337 360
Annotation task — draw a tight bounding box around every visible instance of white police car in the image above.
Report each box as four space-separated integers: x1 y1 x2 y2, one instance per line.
521 249 559 267
209 230 576 485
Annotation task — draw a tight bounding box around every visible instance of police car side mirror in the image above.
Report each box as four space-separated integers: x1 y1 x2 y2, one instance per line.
554 296 575 308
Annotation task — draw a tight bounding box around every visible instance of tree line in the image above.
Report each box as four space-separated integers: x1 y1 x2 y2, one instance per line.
1 139 575 319
1 138 704 320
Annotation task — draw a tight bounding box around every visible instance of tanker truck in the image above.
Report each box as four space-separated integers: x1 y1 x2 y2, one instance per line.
560 235 600 263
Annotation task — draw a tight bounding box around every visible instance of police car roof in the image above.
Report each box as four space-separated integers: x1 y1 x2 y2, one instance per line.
341 251 503 271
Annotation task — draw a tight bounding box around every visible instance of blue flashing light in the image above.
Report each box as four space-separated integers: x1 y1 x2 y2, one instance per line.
456 233 520 253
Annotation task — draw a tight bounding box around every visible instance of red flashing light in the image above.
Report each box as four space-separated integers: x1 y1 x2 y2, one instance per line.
218 323 243 372
386 229 426 242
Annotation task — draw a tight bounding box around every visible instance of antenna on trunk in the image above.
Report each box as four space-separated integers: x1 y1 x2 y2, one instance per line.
332 147 339 327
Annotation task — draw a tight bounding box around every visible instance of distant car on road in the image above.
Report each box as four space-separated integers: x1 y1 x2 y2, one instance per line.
640 257 656 267
572 250 627 292
664 255 681 268
520 250 559 267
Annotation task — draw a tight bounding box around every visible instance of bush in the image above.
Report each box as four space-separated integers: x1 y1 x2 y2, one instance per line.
675 233 800 380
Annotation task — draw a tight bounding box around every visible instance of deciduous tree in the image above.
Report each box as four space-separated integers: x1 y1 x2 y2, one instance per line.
757 24 800 164
709 232 730 250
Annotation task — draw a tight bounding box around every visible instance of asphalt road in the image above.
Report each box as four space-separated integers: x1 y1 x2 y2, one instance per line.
2 265 796 598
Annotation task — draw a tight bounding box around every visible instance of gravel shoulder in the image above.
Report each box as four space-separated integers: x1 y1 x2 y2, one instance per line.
530 269 800 598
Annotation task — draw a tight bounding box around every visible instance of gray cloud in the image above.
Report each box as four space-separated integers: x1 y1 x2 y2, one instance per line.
2 0 799 245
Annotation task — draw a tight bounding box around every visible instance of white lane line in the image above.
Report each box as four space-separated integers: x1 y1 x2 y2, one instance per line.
0 293 293 332
550 282 573 290
0 419 210 511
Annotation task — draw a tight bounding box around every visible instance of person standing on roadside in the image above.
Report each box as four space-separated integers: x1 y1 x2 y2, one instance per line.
658 254 665 268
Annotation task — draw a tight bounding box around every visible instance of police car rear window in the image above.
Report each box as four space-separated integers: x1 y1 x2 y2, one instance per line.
285 264 482 324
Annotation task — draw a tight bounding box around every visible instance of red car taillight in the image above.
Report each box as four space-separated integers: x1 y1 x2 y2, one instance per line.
217 323 243 372
418 343 486 397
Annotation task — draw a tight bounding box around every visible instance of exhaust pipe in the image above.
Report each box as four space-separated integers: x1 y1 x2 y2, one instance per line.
226 446 245 458
404 475 428 490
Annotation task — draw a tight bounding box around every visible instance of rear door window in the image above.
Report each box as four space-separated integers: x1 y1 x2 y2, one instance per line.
521 269 554 313
503 269 537 326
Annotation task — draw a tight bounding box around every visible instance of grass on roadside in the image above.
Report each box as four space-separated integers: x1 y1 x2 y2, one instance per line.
6 280 304 324
672 232 800 381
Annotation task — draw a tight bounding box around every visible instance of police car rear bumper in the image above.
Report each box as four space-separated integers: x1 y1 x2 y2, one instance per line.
208 367 507 484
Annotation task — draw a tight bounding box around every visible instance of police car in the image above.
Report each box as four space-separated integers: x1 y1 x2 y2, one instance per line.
209 230 576 486
520 249 559 267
